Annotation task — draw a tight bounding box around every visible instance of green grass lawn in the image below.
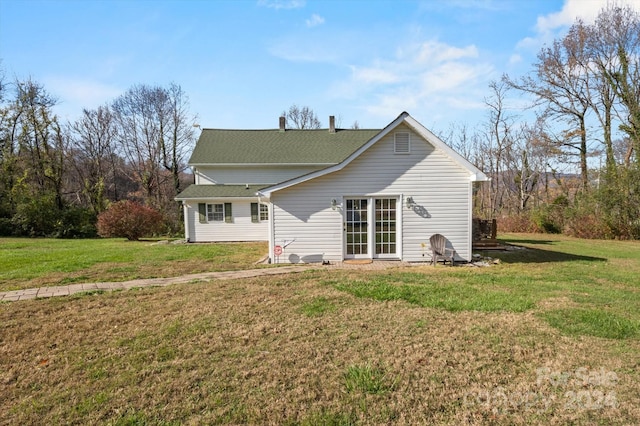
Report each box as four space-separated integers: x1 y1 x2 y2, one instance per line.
0 238 268 291
1 234 639 424
329 233 640 340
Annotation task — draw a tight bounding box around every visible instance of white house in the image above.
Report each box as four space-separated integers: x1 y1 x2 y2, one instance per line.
176 112 488 263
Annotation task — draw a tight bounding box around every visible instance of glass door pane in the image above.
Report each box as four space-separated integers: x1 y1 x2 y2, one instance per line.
345 198 368 257
375 198 396 256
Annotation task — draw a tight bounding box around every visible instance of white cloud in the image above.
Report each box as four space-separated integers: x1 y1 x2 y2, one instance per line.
365 90 420 119
517 0 640 52
535 0 602 33
350 65 399 84
420 61 488 93
408 40 479 64
257 0 305 10
508 54 522 65
334 38 494 121
515 36 539 51
305 13 325 28
44 77 122 119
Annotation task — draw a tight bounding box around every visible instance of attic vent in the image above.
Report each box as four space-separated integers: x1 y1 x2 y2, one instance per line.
394 132 410 154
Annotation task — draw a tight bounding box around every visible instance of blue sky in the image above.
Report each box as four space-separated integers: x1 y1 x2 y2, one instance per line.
1 0 638 133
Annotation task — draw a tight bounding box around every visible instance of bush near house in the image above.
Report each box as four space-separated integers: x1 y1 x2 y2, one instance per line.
97 200 163 241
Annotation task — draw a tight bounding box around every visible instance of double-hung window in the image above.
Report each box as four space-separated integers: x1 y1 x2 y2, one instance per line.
251 203 269 223
260 204 269 221
207 204 224 221
199 202 232 223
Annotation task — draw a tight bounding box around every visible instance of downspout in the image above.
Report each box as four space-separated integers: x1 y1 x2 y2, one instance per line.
467 177 474 262
183 201 191 243
257 191 274 263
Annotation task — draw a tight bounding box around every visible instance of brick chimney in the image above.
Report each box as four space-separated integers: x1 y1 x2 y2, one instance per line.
279 116 286 132
329 115 336 133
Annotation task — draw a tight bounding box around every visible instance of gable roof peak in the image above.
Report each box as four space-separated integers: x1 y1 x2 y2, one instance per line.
258 112 488 196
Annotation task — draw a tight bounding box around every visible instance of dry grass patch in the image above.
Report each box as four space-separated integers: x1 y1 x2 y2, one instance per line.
2 269 639 424
536 296 581 311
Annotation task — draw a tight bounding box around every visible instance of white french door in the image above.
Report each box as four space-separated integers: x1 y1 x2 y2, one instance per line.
374 198 397 258
345 198 369 258
344 197 399 259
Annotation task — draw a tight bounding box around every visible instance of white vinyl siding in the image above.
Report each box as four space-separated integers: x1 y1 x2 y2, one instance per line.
195 165 326 185
271 124 473 263
185 200 268 242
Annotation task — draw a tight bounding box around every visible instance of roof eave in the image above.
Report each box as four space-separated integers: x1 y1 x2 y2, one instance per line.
175 196 262 201
471 173 490 182
189 162 338 167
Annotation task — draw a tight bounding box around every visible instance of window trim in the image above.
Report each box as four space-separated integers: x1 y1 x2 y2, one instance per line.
224 203 232 223
251 202 269 223
259 203 269 221
207 203 224 222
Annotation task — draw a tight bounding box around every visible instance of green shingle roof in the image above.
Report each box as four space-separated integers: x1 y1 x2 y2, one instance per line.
175 184 266 200
188 128 381 165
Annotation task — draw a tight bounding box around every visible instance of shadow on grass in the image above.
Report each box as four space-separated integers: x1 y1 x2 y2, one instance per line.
483 246 606 264
500 239 556 245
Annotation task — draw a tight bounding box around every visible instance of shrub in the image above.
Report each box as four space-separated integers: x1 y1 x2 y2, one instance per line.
54 207 97 239
97 200 163 241
595 168 640 239
564 212 612 239
7 194 98 238
498 213 541 233
530 199 567 234
0 217 16 236
563 194 613 239
11 195 59 237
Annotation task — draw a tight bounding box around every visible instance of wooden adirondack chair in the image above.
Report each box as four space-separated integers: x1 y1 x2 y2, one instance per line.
429 234 456 266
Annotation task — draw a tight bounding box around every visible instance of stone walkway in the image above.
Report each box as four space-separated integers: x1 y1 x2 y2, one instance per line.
0 260 416 303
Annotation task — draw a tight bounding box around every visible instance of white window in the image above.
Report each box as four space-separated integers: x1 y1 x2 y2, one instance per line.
207 204 224 221
394 132 410 154
260 204 269 221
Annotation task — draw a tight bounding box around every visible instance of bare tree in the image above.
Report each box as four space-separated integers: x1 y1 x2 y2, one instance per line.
158 83 196 194
68 106 122 214
481 80 515 216
439 122 479 164
561 20 617 175
504 31 593 191
588 4 640 166
504 121 550 212
112 84 164 205
281 104 321 129
438 122 491 216
111 83 196 231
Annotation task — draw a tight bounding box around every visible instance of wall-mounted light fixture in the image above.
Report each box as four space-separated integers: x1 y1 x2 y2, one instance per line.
331 198 338 210
406 196 415 209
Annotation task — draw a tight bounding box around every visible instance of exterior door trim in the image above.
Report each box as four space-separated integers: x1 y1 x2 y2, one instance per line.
342 195 401 260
